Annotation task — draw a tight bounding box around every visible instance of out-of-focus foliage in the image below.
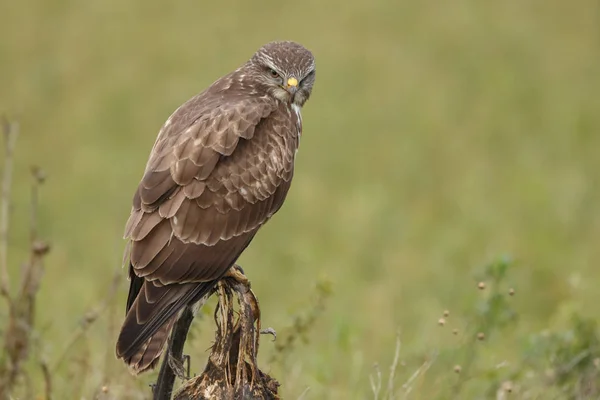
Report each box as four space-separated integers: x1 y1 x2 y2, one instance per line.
0 0 599 398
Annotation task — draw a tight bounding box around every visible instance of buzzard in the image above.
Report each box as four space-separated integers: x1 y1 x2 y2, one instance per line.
115 41 316 374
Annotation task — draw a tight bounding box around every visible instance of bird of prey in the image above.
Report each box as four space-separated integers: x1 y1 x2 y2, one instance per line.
115 41 316 374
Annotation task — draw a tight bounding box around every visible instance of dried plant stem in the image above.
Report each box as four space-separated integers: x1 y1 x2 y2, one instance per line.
386 332 401 397
0 124 51 399
40 359 52 400
401 352 437 398
0 118 18 299
370 363 382 400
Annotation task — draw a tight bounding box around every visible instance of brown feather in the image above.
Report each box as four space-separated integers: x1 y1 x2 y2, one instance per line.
130 212 163 241
124 209 143 238
127 317 175 374
171 158 198 185
131 219 172 268
136 243 176 277
182 179 206 199
195 185 215 209
158 189 186 219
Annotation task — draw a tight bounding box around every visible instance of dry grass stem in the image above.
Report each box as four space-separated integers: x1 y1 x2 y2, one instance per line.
369 363 382 400
385 332 401 398
401 352 437 398
0 117 18 299
0 123 52 398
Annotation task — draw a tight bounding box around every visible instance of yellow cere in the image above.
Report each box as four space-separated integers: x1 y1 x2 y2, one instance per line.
287 77 298 87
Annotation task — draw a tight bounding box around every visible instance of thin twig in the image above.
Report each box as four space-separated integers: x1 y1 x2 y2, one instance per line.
20 166 48 300
40 358 52 400
0 122 52 398
0 118 18 299
154 306 195 400
401 351 437 398
385 331 402 398
297 386 311 400
370 363 382 400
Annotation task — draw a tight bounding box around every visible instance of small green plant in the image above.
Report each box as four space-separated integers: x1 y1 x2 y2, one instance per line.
509 313 600 399
371 257 600 399
452 257 518 395
368 257 519 399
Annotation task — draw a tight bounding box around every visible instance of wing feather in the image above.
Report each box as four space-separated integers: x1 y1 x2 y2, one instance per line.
158 189 186 218
182 179 206 199
130 212 163 241
130 219 171 268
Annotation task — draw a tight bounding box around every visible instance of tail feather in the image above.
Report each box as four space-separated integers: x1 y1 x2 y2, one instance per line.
126 317 176 374
116 276 217 374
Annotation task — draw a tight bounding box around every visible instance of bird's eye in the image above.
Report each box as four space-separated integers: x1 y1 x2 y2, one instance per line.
269 68 279 78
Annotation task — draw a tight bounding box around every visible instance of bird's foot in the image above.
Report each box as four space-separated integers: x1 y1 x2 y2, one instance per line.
168 351 191 380
183 354 191 379
260 327 277 342
224 264 250 288
232 263 245 275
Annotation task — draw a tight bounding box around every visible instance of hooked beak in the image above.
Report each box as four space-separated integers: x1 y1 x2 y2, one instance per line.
284 77 298 94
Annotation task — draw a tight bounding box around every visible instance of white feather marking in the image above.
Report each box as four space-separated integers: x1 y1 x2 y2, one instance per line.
292 104 302 138
271 152 282 167
292 103 301 116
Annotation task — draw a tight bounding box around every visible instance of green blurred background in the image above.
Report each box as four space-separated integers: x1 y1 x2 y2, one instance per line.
1 0 599 398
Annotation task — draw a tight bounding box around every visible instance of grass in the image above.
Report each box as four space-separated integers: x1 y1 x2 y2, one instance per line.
1 0 599 398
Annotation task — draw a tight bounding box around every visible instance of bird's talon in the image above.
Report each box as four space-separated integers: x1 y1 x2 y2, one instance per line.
260 327 277 341
225 264 250 287
183 354 191 379
233 264 245 275
168 352 188 381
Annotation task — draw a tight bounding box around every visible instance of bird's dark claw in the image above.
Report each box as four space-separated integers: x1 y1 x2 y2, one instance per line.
225 264 250 288
260 327 277 342
183 354 191 379
232 264 245 275
168 351 190 380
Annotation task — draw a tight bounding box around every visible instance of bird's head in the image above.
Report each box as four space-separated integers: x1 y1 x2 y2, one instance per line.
248 41 316 107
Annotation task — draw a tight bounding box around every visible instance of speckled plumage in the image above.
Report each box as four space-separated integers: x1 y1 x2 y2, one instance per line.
116 41 316 373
